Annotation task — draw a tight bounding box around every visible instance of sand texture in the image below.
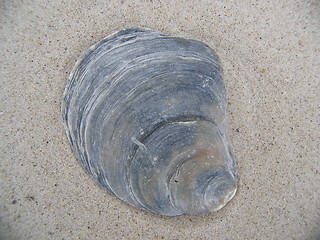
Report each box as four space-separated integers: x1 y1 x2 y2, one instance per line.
1 0 319 239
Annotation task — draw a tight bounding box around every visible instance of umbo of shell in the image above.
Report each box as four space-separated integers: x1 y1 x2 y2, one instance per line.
62 28 237 216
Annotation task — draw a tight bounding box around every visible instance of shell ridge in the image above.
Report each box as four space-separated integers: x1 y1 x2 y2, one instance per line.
127 118 217 214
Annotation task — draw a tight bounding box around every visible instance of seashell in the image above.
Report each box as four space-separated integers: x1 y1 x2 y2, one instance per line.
62 28 237 216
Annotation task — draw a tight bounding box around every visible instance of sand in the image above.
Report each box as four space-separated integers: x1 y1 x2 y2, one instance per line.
1 0 319 239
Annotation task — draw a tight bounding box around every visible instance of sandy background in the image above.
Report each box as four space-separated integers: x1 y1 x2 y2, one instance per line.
1 0 319 239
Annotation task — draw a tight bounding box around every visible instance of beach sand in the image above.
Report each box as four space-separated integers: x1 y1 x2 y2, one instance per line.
1 0 319 239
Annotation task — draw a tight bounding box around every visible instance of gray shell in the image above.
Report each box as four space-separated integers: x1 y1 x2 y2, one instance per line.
62 29 237 216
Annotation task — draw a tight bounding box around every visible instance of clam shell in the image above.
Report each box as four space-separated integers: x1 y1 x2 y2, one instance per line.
62 28 237 216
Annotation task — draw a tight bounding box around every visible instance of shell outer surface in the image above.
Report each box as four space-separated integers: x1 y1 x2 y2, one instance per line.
62 28 237 216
